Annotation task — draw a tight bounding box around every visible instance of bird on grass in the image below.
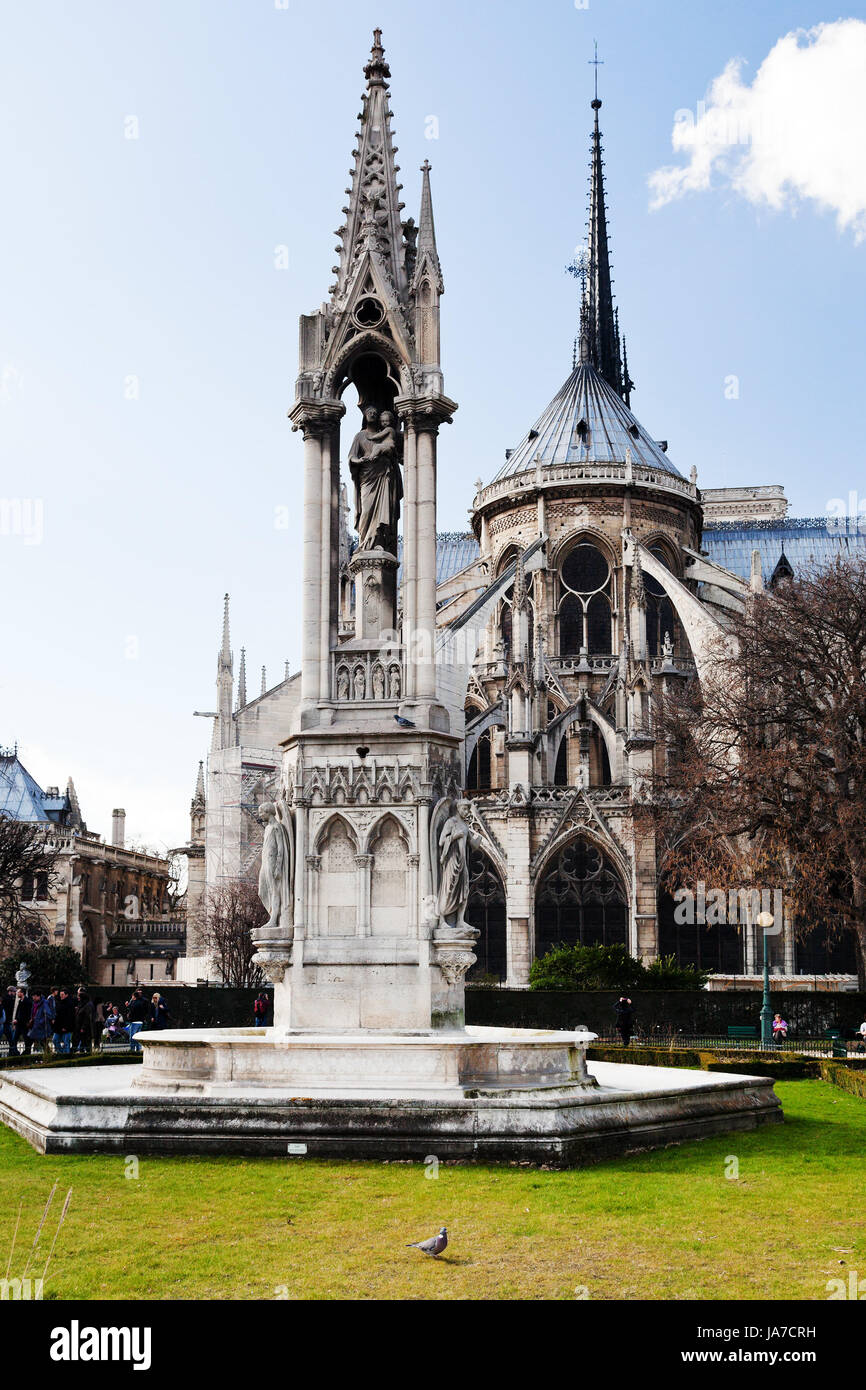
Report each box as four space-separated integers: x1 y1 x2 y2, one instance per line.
407 1226 447 1257
394 714 416 728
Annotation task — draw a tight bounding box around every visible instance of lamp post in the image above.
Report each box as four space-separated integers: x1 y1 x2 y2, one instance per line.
757 910 775 1047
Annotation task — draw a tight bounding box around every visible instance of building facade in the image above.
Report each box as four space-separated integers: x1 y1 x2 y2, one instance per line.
195 34 864 992
0 749 183 988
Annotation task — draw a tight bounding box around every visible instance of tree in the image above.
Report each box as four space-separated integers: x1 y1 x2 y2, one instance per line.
646 555 866 987
197 878 267 988
0 945 88 990
0 814 60 955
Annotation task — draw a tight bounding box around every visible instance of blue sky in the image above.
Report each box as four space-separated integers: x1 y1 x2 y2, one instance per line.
1 0 864 850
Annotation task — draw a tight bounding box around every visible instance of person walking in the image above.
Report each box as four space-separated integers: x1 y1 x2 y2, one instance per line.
253 992 269 1027
2 986 16 1051
125 988 149 1052
614 995 635 1047
148 993 170 1030
11 988 32 1056
53 988 75 1055
26 990 52 1058
73 990 94 1055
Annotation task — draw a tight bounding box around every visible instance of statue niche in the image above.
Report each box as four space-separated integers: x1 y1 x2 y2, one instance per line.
348 405 403 553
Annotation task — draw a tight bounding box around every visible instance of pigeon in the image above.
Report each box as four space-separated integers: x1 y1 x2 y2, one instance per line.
394 714 416 729
407 1226 447 1257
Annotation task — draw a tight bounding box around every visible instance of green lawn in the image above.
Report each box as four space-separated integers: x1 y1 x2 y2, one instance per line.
0 1080 862 1300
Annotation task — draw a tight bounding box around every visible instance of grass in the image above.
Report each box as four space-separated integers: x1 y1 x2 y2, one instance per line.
0 1080 862 1300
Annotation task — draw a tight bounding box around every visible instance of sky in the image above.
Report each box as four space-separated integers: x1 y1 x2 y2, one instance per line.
1 0 864 852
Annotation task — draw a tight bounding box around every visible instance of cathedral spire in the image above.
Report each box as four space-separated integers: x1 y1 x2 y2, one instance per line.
220 593 231 671
584 78 629 399
192 760 205 810
413 160 443 292
237 646 247 709
331 28 408 305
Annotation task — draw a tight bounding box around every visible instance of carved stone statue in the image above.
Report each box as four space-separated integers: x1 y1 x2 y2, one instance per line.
347 406 403 552
257 799 294 931
15 961 31 990
435 799 480 939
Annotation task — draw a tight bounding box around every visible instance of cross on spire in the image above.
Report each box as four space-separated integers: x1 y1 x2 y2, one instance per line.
589 40 604 102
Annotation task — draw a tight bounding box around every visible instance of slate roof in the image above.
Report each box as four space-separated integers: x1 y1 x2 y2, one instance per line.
0 752 53 823
490 359 682 483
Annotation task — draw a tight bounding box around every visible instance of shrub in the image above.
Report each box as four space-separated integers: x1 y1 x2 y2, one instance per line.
529 943 645 992
529 944 709 992
643 954 710 991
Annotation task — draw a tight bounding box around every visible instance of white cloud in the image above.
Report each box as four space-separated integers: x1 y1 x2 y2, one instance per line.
649 20 866 240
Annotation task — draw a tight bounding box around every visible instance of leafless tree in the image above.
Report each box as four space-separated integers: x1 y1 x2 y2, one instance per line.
197 878 267 988
0 815 60 955
644 554 866 986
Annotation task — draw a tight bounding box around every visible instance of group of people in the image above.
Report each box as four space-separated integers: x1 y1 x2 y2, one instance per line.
0 984 171 1058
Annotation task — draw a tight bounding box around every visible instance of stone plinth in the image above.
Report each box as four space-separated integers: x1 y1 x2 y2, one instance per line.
0 1030 782 1164
348 548 398 643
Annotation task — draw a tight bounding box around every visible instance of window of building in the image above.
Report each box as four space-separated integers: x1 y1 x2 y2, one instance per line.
645 545 679 658
466 850 507 982
535 837 627 955
558 542 613 655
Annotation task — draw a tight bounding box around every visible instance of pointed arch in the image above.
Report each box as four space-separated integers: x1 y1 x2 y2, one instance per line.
534 833 629 956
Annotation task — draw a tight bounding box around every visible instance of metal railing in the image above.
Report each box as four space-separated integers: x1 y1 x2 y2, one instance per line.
592 1031 863 1057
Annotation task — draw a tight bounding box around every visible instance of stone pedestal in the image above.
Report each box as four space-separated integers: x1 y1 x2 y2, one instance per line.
349 548 398 643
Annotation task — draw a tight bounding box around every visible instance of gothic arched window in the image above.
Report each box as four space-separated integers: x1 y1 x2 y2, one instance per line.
558 541 613 656
466 730 492 790
535 837 627 955
466 850 507 981
645 545 678 658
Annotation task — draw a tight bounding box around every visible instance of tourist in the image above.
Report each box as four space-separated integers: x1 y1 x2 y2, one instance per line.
2 986 16 1051
772 1013 788 1041
148 993 170 1030
27 990 53 1057
93 997 107 1034
45 987 58 1043
11 988 32 1056
104 1005 127 1042
614 995 635 1047
73 990 94 1055
856 1018 866 1053
253 992 269 1027
126 987 149 1052
53 988 75 1055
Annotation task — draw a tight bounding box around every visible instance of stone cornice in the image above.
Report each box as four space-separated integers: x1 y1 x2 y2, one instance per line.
288 398 346 437
394 392 458 431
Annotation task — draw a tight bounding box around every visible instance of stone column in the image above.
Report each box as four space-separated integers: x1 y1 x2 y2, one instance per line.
415 421 439 703
505 809 532 986
394 393 456 718
402 424 418 699
305 854 321 937
289 400 344 721
356 855 373 936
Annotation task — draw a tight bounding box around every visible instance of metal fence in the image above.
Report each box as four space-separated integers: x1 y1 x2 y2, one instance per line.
593 1030 864 1057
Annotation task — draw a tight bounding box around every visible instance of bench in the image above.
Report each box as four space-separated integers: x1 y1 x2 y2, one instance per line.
824 1029 848 1057
727 1025 759 1040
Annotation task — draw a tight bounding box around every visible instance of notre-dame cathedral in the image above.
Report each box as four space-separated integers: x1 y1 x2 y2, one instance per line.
183 31 863 993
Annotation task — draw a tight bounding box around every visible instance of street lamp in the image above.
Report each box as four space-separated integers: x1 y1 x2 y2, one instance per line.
757 910 775 1047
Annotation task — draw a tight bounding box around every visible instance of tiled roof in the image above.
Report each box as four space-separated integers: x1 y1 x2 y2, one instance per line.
490 359 682 482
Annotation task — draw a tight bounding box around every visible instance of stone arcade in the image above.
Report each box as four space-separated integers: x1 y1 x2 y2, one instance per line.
0 33 781 1161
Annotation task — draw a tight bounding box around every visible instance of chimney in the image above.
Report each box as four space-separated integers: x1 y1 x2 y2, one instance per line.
111 808 126 848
